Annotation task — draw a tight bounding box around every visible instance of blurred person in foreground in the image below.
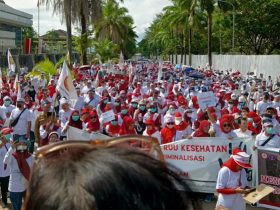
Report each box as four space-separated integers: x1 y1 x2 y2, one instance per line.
23 142 200 210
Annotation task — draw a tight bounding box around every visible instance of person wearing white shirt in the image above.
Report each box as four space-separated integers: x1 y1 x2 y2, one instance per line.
254 120 280 150
9 98 32 141
95 82 107 97
142 119 162 144
58 98 73 139
256 93 271 115
1 96 15 121
0 128 12 208
84 89 99 109
3 139 33 210
73 87 85 112
216 148 252 210
272 94 280 109
39 74 47 88
81 81 93 95
234 118 252 138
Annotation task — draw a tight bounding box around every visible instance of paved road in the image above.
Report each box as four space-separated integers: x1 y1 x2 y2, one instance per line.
0 200 268 210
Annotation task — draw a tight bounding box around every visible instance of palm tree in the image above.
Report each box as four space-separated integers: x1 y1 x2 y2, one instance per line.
39 0 103 65
27 57 64 80
179 0 215 67
164 0 190 64
95 0 136 59
39 0 73 63
71 0 102 64
201 0 215 68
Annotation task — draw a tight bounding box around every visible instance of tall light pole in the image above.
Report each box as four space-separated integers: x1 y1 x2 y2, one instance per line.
218 0 235 50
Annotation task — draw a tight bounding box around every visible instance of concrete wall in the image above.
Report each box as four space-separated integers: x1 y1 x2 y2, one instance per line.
159 54 280 78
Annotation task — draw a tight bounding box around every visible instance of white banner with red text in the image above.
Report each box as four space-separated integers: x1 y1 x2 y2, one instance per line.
161 137 255 193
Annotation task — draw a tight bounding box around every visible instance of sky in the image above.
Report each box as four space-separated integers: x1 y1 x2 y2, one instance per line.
6 0 172 40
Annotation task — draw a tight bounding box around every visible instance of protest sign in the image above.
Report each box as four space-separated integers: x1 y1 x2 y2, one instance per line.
243 184 275 205
197 91 216 110
100 110 115 124
67 126 110 141
257 148 280 210
161 137 255 193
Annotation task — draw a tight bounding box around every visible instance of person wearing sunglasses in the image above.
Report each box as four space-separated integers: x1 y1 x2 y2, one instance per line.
4 138 33 210
85 110 101 133
216 117 238 140
160 116 176 144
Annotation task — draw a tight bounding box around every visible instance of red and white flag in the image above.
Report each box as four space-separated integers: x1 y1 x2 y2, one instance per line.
7 49 16 72
56 61 78 102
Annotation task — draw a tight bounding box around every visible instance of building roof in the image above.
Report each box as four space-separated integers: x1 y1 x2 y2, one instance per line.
0 1 33 27
40 29 68 41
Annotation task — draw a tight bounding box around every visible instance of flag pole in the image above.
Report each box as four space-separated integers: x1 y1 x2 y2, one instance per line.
37 0 40 54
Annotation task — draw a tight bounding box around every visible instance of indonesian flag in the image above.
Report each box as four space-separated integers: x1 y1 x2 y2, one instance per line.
56 61 78 102
7 49 16 72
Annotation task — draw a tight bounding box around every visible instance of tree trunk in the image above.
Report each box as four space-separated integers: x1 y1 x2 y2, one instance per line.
181 33 184 64
184 31 187 65
207 12 212 69
64 0 72 65
66 15 72 65
188 28 192 66
81 12 88 65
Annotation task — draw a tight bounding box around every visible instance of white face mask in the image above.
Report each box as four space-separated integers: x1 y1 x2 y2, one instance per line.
16 145 28 152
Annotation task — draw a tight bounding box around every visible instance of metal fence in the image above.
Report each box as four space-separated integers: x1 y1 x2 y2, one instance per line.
0 53 80 72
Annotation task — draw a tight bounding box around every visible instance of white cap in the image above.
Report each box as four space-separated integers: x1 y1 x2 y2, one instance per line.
60 98 69 105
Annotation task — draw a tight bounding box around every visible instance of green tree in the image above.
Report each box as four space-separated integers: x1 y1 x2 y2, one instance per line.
95 0 137 59
92 39 119 62
39 0 73 62
22 26 38 54
71 0 102 64
235 0 280 54
27 57 64 80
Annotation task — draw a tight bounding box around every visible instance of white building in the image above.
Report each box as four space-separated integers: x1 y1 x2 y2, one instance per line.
0 0 33 53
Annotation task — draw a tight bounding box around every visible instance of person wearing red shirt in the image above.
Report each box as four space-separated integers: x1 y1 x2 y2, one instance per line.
47 79 56 97
119 116 136 136
160 116 176 144
192 120 211 137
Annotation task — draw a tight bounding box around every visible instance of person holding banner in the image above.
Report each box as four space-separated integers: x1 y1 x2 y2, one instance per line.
254 119 280 149
143 119 161 144
160 116 176 144
192 120 211 137
216 148 252 210
216 117 238 140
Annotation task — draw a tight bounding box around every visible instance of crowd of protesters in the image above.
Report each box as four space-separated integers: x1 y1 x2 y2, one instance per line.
0 61 279 209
